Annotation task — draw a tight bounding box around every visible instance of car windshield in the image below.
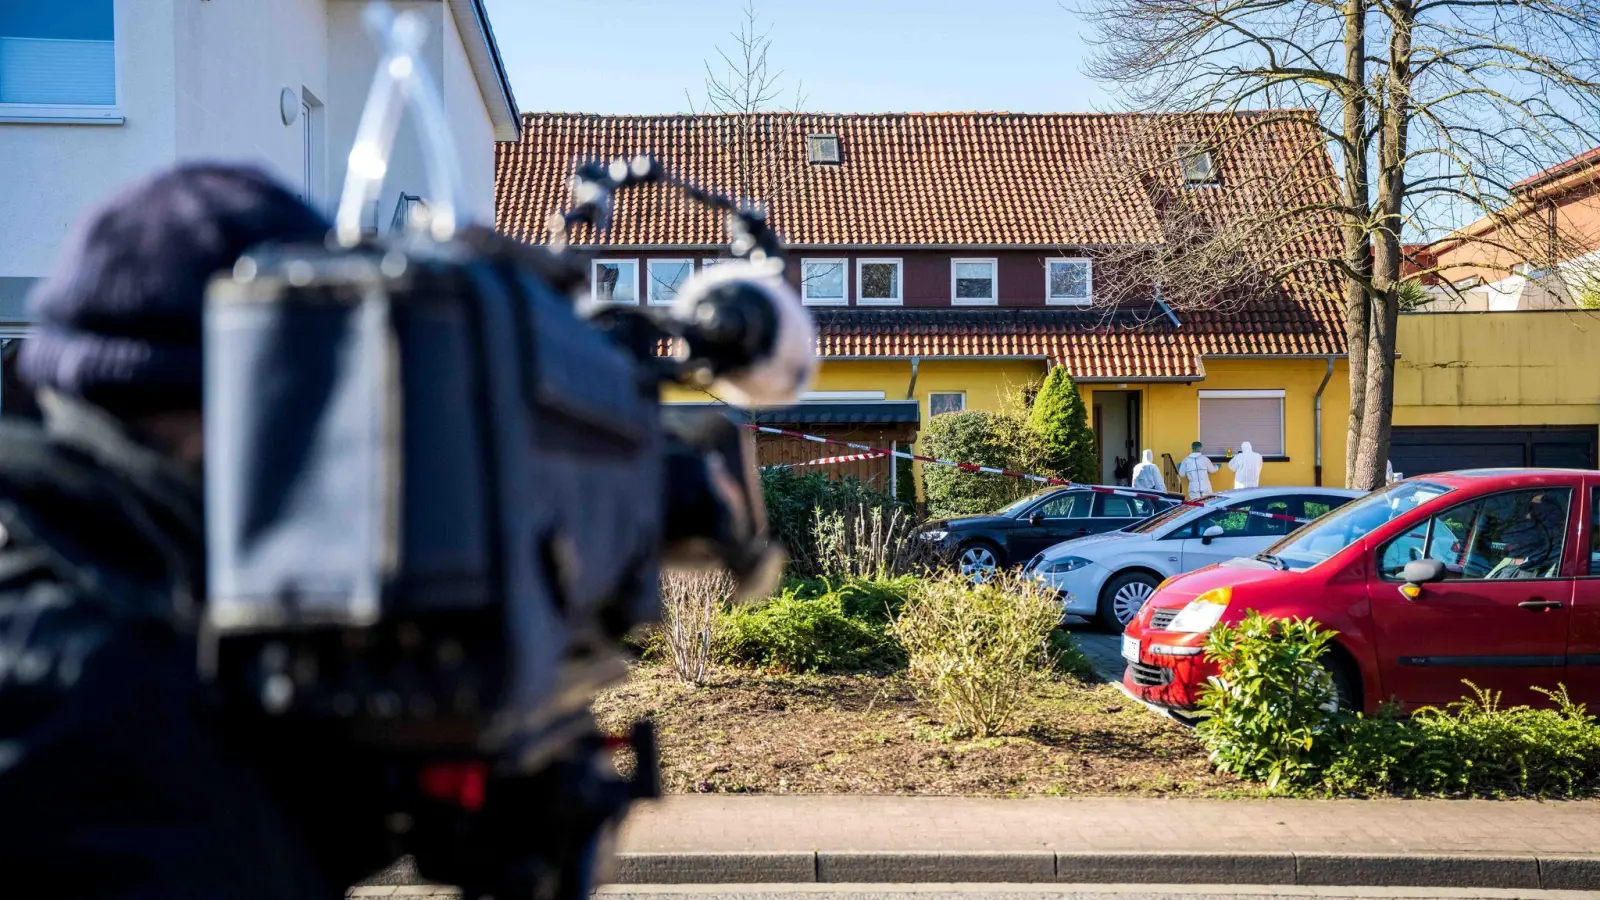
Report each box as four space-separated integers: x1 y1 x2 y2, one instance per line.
995 489 1056 517
1263 481 1454 571
1125 497 1213 534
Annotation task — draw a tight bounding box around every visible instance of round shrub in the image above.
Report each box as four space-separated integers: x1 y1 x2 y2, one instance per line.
919 409 1053 519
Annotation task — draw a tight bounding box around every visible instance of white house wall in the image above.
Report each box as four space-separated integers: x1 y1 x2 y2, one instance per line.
328 0 455 236
0 0 507 325
441 8 497 225
0 0 179 296
173 0 331 208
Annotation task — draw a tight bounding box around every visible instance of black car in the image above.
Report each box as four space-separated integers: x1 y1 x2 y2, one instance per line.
918 487 1182 577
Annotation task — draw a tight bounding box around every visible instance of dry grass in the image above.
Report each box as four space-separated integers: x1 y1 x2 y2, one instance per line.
594 662 1252 796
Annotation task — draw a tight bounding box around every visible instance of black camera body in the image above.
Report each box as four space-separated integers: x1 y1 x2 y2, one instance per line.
205 228 659 766
202 159 810 899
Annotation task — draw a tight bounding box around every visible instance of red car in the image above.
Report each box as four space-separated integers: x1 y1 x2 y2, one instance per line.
1123 469 1600 714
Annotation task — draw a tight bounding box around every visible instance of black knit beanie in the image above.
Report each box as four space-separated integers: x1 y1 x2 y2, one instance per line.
19 164 329 416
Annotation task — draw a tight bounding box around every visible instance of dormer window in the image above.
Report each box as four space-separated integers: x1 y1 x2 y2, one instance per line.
806 133 841 164
1179 143 1218 186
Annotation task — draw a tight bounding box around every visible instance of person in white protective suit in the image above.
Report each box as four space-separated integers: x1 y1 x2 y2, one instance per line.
1177 440 1217 500
1130 448 1165 492
1227 440 1264 489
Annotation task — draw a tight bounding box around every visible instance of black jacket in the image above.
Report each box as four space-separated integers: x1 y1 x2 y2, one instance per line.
0 396 389 899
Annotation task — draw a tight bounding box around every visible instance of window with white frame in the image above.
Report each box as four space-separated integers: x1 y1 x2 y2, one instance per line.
591 259 639 305
928 391 966 417
1178 143 1219 186
0 2 119 119
806 133 841 164
1198 390 1285 458
1046 258 1092 305
951 258 997 305
857 258 902 305
800 258 847 305
647 259 693 306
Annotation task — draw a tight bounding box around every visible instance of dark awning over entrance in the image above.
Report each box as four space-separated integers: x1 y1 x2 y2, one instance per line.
670 400 921 427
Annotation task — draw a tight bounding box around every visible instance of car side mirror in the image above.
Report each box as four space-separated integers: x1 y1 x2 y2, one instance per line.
1201 524 1225 545
1402 558 1447 584
1029 512 1044 527
1399 558 1447 600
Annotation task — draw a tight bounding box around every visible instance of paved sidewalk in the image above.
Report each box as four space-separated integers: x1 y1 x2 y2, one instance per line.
617 796 1600 856
606 796 1600 890
351 797 1600 894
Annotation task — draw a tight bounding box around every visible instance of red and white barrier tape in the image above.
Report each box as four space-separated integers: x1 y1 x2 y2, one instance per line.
764 450 888 470
746 423 1312 524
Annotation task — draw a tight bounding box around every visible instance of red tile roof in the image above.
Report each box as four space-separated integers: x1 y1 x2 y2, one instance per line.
813 307 1333 379
1512 145 1600 194
496 111 1347 376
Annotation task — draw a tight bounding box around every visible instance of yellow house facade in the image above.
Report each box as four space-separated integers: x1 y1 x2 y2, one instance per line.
665 312 1600 495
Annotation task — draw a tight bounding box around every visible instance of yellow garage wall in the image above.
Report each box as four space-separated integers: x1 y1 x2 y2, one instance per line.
1132 358 1351 490
1393 311 1600 427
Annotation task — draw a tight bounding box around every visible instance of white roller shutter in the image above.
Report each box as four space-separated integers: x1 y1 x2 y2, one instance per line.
0 38 115 106
1199 390 1284 457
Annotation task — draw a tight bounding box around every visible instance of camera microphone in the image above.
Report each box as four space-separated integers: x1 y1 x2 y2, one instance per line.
671 260 816 408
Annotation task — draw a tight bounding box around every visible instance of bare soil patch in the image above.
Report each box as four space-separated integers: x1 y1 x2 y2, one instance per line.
594 663 1253 796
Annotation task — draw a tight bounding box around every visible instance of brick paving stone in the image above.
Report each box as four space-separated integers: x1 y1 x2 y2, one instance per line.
1063 621 1126 684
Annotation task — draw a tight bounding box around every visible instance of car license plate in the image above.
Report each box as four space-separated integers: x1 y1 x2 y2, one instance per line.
1121 635 1140 663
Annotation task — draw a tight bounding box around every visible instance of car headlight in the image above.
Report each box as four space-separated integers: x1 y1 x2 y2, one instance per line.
1037 556 1094 573
1166 586 1232 633
919 530 949 542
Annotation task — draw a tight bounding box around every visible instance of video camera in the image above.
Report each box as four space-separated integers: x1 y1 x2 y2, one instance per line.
199 6 814 898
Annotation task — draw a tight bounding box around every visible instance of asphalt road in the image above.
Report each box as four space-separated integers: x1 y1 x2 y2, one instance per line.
593 884 1600 900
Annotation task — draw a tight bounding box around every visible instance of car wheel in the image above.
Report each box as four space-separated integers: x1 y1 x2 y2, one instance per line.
1319 656 1358 713
1097 571 1160 632
957 542 1001 582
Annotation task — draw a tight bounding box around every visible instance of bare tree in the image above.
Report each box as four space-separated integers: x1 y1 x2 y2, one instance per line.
687 0 808 204
1079 0 1600 487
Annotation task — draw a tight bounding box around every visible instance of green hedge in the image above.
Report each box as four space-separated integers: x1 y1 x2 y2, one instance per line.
1197 612 1600 797
717 576 915 673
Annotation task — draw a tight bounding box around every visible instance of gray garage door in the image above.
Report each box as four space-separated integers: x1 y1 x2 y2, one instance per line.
1389 426 1598 477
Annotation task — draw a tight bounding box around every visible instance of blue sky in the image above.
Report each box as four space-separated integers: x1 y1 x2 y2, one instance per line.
480 0 1111 115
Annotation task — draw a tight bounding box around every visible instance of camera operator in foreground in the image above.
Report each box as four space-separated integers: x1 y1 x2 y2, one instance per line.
0 10 812 894
0 166 390 897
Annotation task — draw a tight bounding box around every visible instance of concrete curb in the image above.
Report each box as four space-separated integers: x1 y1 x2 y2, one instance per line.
818 852 1057 883
604 850 1600 891
1054 852 1295 885
618 853 817 884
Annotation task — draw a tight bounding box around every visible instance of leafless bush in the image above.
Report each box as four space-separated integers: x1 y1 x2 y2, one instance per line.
811 504 935 581
659 569 735 684
890 571 1063 737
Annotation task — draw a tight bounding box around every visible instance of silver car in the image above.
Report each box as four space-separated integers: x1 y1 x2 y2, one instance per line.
1024 486 1365 631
